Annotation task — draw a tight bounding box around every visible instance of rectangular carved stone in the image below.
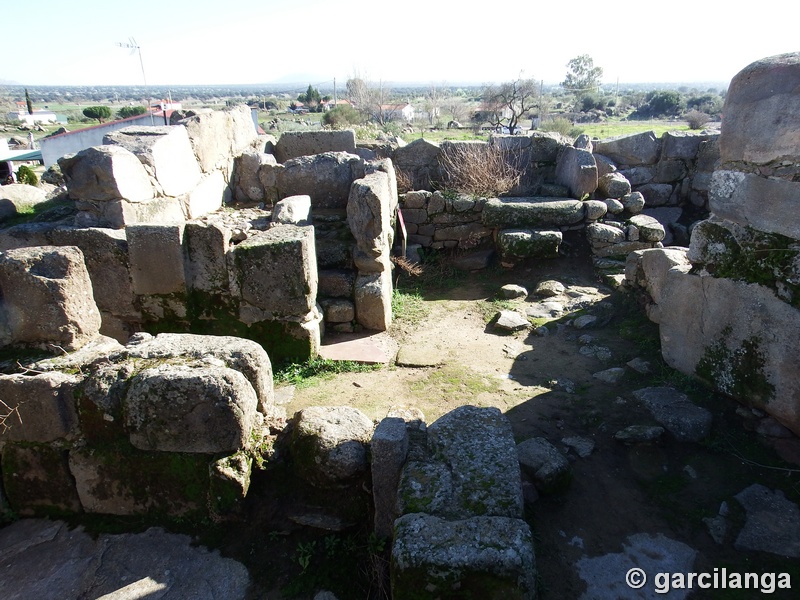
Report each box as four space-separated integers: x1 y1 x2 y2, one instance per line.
233 225 317 317
127 223 186 296
0 372 79 443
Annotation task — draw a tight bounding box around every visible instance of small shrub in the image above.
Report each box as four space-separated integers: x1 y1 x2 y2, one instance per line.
539 117 584 139
16 165 38 186
438 142 521 197
321 104 363 128
685 110 711 130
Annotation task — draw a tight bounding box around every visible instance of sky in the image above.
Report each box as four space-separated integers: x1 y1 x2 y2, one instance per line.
4 0 797 88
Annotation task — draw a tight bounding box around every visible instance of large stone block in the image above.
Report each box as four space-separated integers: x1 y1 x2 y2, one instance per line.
185 221 231 294
0 184 48 223
658 270 800 436
103 125 202 197
233 152 276 202
69 446 211 515
184 171 226 219
279 151 364 209
663 131 716 160
0 245 101 351
234 225 317 317
426 406 524 519
274 130 357 163
125 363 258 453
392 513 536 600
555 146 597 198
49 227 137 321
123 332 274 415
126 223 186 296
497 229 562 260
0 372 79 443
289 406 374 488
179 105 257 174
720 52 800 164
60 145 154 202
348 171 395 267
2 444 82 516
482 197 584 228
371 417 409 538
76 196 185 229
709 170 800 240
594 131 662 166
355 270 392 330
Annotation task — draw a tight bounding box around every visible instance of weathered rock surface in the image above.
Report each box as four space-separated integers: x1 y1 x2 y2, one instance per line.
0 245 101 351
0 519 250 600
483 197 584 228
59 145 154 202
0 372 79 443
720 52 800 165
280 152 364 209
274 129 357 163
103 125 202 197
0 184 48 222
272 194 311 225
633 387 712 442
371 417 409 538
392 513 536 600
555 147 597 198
289 406 374 487
234 225 317 317
497 228 562 261
180 105 256 174
734 483 800 557
517 437 571 493
125 363 258 453
594 131 662 166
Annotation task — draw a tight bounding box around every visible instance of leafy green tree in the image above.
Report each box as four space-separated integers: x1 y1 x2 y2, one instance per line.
297 85 322 111
322 105 364 128
82 105 112 123
117 105 147 119
562 55 603 92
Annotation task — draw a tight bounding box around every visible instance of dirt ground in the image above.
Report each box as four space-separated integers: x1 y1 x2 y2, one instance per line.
217 241 800 599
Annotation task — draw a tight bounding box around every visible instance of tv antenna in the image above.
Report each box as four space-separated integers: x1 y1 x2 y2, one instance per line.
116 37 154 124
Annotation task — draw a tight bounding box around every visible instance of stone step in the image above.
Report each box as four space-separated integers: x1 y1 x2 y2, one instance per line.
482 196 585 229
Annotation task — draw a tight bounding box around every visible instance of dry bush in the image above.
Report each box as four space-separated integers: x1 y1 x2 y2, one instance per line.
395 167 413 193
685 110 711 130
438 142 521 197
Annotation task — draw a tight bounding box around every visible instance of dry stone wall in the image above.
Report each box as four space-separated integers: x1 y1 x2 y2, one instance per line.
395 127 718 265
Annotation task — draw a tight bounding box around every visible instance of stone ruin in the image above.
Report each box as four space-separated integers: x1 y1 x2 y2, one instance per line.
1 52 800 599
628 52 800 438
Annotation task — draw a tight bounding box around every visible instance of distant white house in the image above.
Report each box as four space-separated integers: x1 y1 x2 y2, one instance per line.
380 102 414 122
7 102 60 126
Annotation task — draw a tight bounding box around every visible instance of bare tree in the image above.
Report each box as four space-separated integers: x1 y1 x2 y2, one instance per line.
346 75 391 125
446 98 467 124
480 77 539 133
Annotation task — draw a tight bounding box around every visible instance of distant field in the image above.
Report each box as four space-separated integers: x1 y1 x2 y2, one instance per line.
402 118 717 144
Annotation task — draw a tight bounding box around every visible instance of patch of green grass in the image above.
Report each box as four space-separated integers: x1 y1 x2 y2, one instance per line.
2 198 74 227
274 358 380 389
391 288 428 323
409 363 499 399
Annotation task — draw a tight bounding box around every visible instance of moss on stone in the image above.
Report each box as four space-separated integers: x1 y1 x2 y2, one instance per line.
696 222 800 308
695 330 775 407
